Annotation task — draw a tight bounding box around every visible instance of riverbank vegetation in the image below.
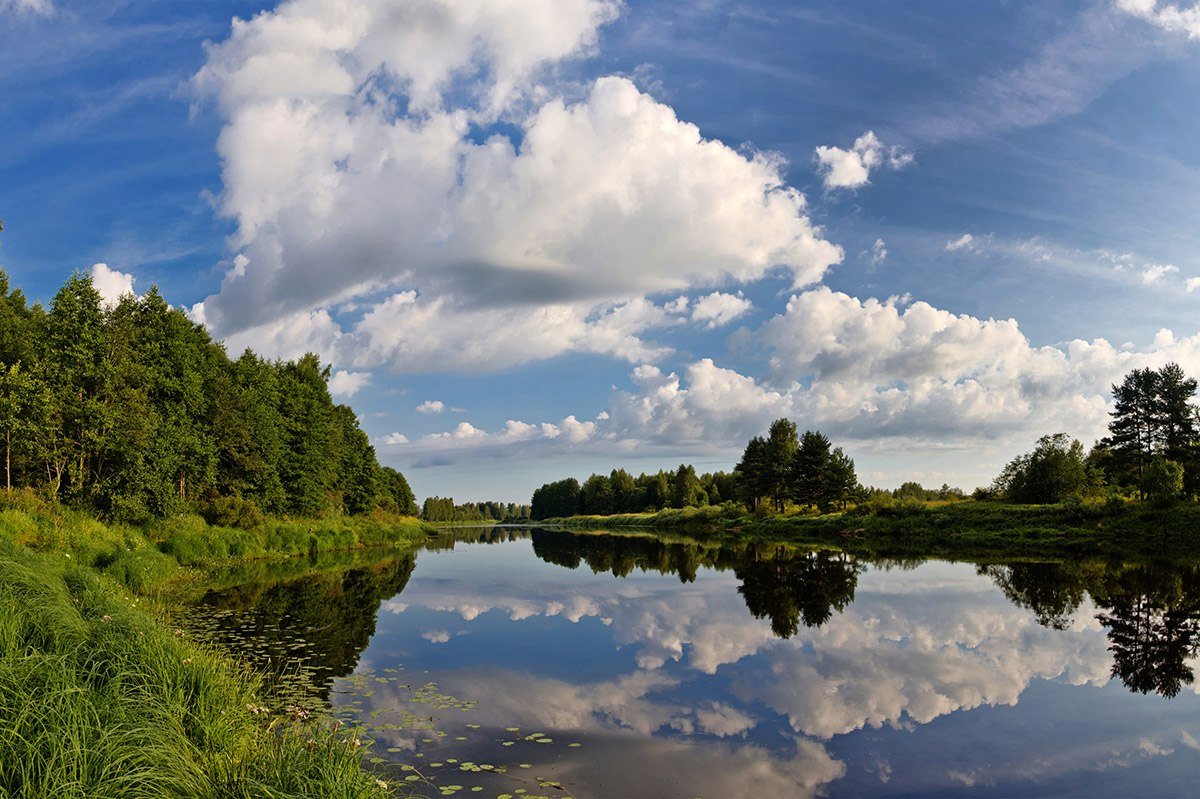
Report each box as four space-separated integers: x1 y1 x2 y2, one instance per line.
0 489 424 796
0 268 441 795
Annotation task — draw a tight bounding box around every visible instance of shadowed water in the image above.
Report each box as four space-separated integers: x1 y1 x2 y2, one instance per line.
183 527 1200 798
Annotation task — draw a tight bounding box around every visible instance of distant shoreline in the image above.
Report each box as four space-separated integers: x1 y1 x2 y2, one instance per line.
537 501 1200 562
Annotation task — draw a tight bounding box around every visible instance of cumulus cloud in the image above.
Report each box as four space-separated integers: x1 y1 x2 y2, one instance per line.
1186 278 1200 293
381 413 604 466
389 286 1200 471
814 130 913 190
690 291 753 328
1116 0 1200 39
327 369 371 398
416 400 445 415
90 263 136 308
189 0 841 373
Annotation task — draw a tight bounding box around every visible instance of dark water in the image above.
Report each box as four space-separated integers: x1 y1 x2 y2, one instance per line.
184 528 1200 798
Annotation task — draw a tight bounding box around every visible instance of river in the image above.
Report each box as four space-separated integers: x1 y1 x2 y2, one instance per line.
182 526 1200 798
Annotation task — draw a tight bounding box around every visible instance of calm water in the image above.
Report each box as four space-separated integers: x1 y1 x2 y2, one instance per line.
184 528 1200 798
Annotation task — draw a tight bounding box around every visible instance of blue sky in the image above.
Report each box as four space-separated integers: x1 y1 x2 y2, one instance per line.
3 0 1200 502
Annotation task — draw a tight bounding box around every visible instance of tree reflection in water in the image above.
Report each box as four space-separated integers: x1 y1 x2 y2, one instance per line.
186 527 1200 709
982 560 1200 698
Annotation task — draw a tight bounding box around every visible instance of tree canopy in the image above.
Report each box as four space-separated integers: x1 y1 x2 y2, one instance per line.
0 268 418 522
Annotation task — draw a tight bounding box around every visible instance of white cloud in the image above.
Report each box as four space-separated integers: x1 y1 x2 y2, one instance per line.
387 286 1200 474
327 369 371 398
421 630 451 644
870 238 888 265
909 5 1159 142
1140 262 1179 284
1186 277 1200 292
695 702 758 737
382 432 409 445
1100 250 1183 286
190 0 841 374
416 400 446 415
690 291 753 329
1116 0 1200 39
944 233 978 253
0 0 53 15
814 130 913 191
90 263 136 309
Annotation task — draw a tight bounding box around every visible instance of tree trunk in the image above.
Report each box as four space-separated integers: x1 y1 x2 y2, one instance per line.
5 430 10 492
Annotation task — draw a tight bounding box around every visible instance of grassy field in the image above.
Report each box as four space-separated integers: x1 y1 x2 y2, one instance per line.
0 490 431 798
543 499 1200 562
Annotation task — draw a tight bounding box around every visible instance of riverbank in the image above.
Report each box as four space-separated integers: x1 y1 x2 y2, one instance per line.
0 491 432 798
543 500 1200 561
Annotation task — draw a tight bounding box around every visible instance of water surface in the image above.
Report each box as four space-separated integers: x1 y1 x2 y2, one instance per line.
185 528 1200 798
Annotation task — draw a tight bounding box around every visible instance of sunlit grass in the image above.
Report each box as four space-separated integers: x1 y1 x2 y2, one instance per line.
0 492 434 797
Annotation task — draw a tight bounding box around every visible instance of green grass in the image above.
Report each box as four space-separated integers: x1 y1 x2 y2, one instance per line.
545 499 1200 562
0 548 394 798
0 491 433 798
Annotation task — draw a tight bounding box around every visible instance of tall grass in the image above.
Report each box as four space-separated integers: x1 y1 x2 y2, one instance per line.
0 550 391 798
0 491 430 797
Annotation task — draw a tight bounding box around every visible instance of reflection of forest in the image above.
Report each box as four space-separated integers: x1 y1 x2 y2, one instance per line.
188 526 1200 707
981 561 1200 698
189 555 416 699
532 529 1200 698
531 529 862 638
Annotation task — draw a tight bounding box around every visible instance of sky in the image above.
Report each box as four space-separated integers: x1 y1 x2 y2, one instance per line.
2 0 1200 502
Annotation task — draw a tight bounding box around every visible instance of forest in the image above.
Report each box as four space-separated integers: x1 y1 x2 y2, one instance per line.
0 269 419 523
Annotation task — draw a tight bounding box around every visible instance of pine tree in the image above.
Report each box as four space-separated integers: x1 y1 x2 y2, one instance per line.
1105 367 1161 495
825 447 858 510
764 419 799 511
734 435 770 510
791 430 833 511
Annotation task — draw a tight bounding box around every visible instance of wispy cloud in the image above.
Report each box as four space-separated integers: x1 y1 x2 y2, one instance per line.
907 5 1160 142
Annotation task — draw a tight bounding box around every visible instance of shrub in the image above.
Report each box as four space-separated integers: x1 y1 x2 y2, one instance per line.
196 495 265 530
1143 458 1185 507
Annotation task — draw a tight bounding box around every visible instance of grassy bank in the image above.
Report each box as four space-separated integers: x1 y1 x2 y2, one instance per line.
544 499 1200 561
0 492 431 798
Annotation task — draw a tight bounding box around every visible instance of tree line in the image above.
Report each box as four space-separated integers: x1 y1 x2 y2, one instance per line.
529 419 863 519
420 496 531 523
0 269 419 522
530 465 737 520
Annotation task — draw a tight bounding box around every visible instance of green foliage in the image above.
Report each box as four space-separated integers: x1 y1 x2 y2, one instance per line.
377 466 418 515
1143 458 1185 507
0 548 390 798
531 478 582 520
419 495 519 522
734 435 771 510
197 495 266 530
1104 363 1200 496
763 418 799 511
0 270 418 523
991 433 1088 504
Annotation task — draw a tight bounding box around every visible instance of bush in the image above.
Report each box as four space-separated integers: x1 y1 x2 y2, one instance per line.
1143 458 1185 507
196 495 265 530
